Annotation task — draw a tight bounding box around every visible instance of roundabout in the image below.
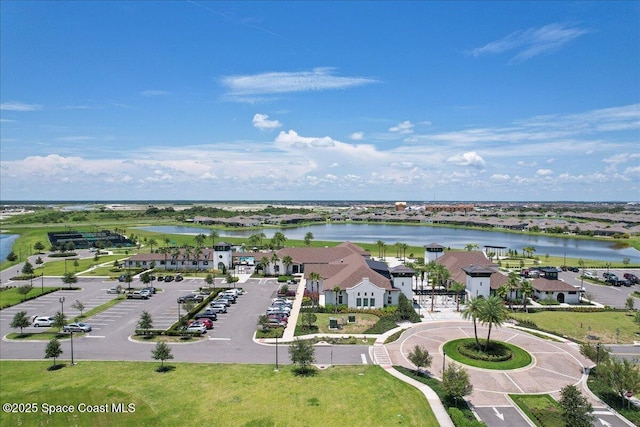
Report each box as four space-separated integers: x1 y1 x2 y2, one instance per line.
385 320 593 407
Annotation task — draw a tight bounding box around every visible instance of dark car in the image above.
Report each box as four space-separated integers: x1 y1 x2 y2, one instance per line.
603 272 618 280
177 294 204 303
175 274 183 282
624 273 639 284
164 275 174 282
568 267 580 273
156 275 164 282
195 311 218 321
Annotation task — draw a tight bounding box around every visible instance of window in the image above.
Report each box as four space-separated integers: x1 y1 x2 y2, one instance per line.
356 298 362 307
370 298 375 307
142 261 147 265
171 261 176 265
357 292 360 296
203 261 208 265
192 261 197 265
387 295 392 304
363 298 368 307
160 261 165 265
338 295 343 304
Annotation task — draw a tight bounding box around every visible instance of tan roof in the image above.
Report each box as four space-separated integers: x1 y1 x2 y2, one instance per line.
531 278 579 292
435 251 496 283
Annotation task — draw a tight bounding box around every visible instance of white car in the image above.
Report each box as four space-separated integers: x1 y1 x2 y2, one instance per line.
107 287 121 294
583 271 598 280
186 322 206 333
33 316 55 327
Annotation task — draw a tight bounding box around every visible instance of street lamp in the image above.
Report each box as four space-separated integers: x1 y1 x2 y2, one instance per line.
70 330 74 366
596 343 601 366
275 335 279 371
59 296 65 316
41 273 44 294
442 350 446 374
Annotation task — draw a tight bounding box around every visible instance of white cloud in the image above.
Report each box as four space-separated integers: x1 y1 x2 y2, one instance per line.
252 113 282 129
389 120 414 134
55 136 97 142
603 153 640 164
221 67 378 102
1 101 42 111
517 160 537 167
350 131 364 140
468 23 589 62
141 90 171 97
490 174 510 181
447 151 486 168
536 169 553 176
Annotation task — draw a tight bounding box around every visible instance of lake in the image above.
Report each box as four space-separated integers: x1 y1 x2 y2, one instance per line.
134 224 640 263
0 234 19 262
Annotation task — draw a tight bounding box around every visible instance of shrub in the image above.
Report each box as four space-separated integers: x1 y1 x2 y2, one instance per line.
364 316 398 334
448 407 486 427
457 341 513 362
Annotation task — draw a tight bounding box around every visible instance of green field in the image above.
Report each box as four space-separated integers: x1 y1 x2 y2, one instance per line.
0 361 437 427
443 338 533 370
0 286 59 308
509 394 563 427
510 310 640 344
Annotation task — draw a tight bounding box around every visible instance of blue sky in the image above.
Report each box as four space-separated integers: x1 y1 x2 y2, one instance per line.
1 1 639 202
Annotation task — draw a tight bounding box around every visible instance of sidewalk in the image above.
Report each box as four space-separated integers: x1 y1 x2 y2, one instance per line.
281 277 306 341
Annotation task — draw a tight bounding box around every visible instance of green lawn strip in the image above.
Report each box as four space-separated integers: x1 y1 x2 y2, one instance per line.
587 369 640 426
33 254 123 276
443 338 532 370
509 394 563 427
6 331 81 341
0 361 437 427
303 312 380 334
73 295 125 322
0 287 60 308
510 310 639 344
393 365 480 424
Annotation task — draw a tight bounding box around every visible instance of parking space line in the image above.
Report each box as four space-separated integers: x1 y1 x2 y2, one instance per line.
361 354 368 364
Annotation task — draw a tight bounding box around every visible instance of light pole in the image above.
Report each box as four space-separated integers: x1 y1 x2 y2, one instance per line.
275 335 279 371
596 343 601 366
70 330 74 366
442 350 446 374
177 302 181 321
59 296 65 316
41 273 44 294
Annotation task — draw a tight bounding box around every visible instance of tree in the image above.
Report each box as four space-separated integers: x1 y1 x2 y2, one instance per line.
194 233 206 249
599 357 640 406
61 272 78 289
257 314 270 332
282 255 293 275
138 310 153 335
71 300 86 317
505 271 520 310
442 364 473 402
270 253 280 274
332 286 341 313
151 341 174 370
579 342 610 366
248 233 261 249
10 311 30 335
147 238 158 253
301 312 317 330
17 284 33 301
6 251 17 261
450 281 466 312
140 271 152 286
34 241 45 253
288 339 315 374
464 243 479 251
35 256 44 265
205 273 214 287
304 232 314 246
558 384 594 427
22 261 34 276
259 256 270 275
52 311 66 332
519 280 534 313
376 240 385 259
407 344 432 375
272 232 287 249
400 243 409 263
45 338 63 369
124 273 133 291
461 297 484 350
625 296 635 312
396 293 419 322
478 295 508 352
308 272 321 309
209 230 219 247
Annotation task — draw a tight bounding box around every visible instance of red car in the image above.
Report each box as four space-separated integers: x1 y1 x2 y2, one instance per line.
190 318 213 330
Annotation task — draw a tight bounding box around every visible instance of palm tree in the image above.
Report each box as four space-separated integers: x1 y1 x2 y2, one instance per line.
258 232 266 247
272 232 287 249
376 240 385 259
461 297 484 350
270 253 280 274
479 295 508 352
394 242 402 258
164 237 171 248
465 243 479 251
259 256 270 275
194 248 203 275
308 272 321 309
505 271 520 310
519 280 534 313
332 285 341 313
159 247 169 270
282 255 293 275
400 243 409 263
248 234 261 249
209 230 219 248
194 233 206 249
425 261 437 312
450 281 466 312
148 238 158 253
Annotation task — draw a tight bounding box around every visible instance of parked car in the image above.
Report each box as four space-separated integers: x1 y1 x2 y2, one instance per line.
107 287 121 294
186 322 206 333
139 289 152 298
33 316 55 327
213 298 231 307
265 319 287 328
63 322 92 333
568 266 580 273
223 289 242 297
156 275 164 282
177 294 204 303
624 273 639 284
267 313 288 323
175 274 183 282
209 303 227 313
583 271 598 280
142 286 156 294
127 291 149 300
190 318 213 329
603 272 618 280
195 311 218 321
118 274 127 282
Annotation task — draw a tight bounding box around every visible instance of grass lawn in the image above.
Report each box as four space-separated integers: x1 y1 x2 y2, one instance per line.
0 361 437 427
509 394 563 427
510 310 640 344
443 338 532 370
307 313 380 334
34 254 124 276
0 287 60 307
